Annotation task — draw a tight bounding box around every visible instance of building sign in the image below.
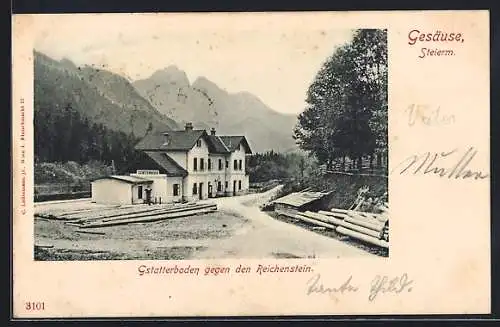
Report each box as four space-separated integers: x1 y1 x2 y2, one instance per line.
136 170 160 175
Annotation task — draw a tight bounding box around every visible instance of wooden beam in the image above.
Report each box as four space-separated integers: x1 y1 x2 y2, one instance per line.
336 227 389 248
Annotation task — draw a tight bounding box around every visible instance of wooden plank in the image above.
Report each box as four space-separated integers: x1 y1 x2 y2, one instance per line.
348 211 386 226
318 210 348 219
101 207 216 227
302 211 382 238
343 216 385 232
74 230 106 235
65 222 84 227
277 211 297 219
347 211 385 223
58 205 122 217
36 205 126 220
336 226 389 248
34 244 54 249
294 214 337 230
339 221 382 238
88 203 217 224
70 205 178 221
80 207 217 228
34 216 56 221
330 208 350 215
300 211 344 226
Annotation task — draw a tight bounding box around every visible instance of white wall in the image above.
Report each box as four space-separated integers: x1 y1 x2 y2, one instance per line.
166 176 183 203
208 154 227 196
243 174 250 191
227 145 248 195
167 152 188 170
130 173 168 203
91 179 132 205
135 137 250 201
184 175 211 202
210 154 226 172
131 184 150 204
180 137 211 201
187 137 210 173
230 146 247 176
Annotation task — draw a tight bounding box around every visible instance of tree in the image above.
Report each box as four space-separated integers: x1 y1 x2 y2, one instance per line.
34 102 142 167
346 29 388 166
293 29 387 170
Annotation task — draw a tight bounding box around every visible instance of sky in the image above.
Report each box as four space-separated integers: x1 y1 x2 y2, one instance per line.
33 13 354 115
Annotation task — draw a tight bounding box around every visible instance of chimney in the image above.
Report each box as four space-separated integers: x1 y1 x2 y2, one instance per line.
210 127 216 136
185 122 193 131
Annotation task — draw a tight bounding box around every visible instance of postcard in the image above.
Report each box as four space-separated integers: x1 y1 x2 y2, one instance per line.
12 11 490 317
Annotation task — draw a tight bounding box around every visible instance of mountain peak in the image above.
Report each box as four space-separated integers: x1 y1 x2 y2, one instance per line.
133 67 298 152
59 57 77 70
192 76 224 92
150 65 190 87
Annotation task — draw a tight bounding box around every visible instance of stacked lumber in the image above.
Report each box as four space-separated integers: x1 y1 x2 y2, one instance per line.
36 202 218 228
35 205 125 220
336 227 389 248
79 203 217 228
36 202 194 221
69 203 218 228
293 207 389 249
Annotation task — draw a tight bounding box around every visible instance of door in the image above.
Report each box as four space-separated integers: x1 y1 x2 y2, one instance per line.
233 180 237 196
198 183 203 200
208 183 213 198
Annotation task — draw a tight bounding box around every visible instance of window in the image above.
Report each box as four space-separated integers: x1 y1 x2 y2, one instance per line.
218 159 223 170
217 181 222 192
193 158 197 171
208 159 212 170
238 160 242 170
234 160 238 169
225 181 228 189
192 183 198 195
138 185 143 199
173 184 180 196
200 158 205 171
225 160 229 169
238 180 242 190
237 144 241 151
196 139 202 147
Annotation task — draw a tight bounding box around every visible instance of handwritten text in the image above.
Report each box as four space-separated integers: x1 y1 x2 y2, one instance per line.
392 147 489 180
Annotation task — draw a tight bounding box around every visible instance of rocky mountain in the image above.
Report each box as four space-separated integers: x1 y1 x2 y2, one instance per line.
34 51 178 138
133 67 299 152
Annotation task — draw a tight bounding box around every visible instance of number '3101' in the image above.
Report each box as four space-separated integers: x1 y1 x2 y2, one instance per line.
25 302 45 311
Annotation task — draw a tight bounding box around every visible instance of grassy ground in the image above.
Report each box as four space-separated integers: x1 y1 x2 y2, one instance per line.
34 210 249 261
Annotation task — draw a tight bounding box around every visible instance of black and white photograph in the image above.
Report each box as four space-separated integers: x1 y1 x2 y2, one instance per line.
32 16 388 261
13 11 491 318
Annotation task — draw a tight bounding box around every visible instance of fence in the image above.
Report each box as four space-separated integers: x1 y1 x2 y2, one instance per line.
34 183 91 202
321 156 388 177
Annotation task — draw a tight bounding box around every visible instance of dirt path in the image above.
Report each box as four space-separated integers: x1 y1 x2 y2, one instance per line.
191 186 373 259
35 187 375 259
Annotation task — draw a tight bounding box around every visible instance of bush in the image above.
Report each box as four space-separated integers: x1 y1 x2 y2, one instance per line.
269 171 388 210
35 160 113 191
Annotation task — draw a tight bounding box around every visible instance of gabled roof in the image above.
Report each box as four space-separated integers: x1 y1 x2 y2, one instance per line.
219 136 252 154
206 135 231 154
135 129 212 152
143 151 188 177
272 191 331 207
119 151 188 177
134 127 252 154
92 175 153 184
